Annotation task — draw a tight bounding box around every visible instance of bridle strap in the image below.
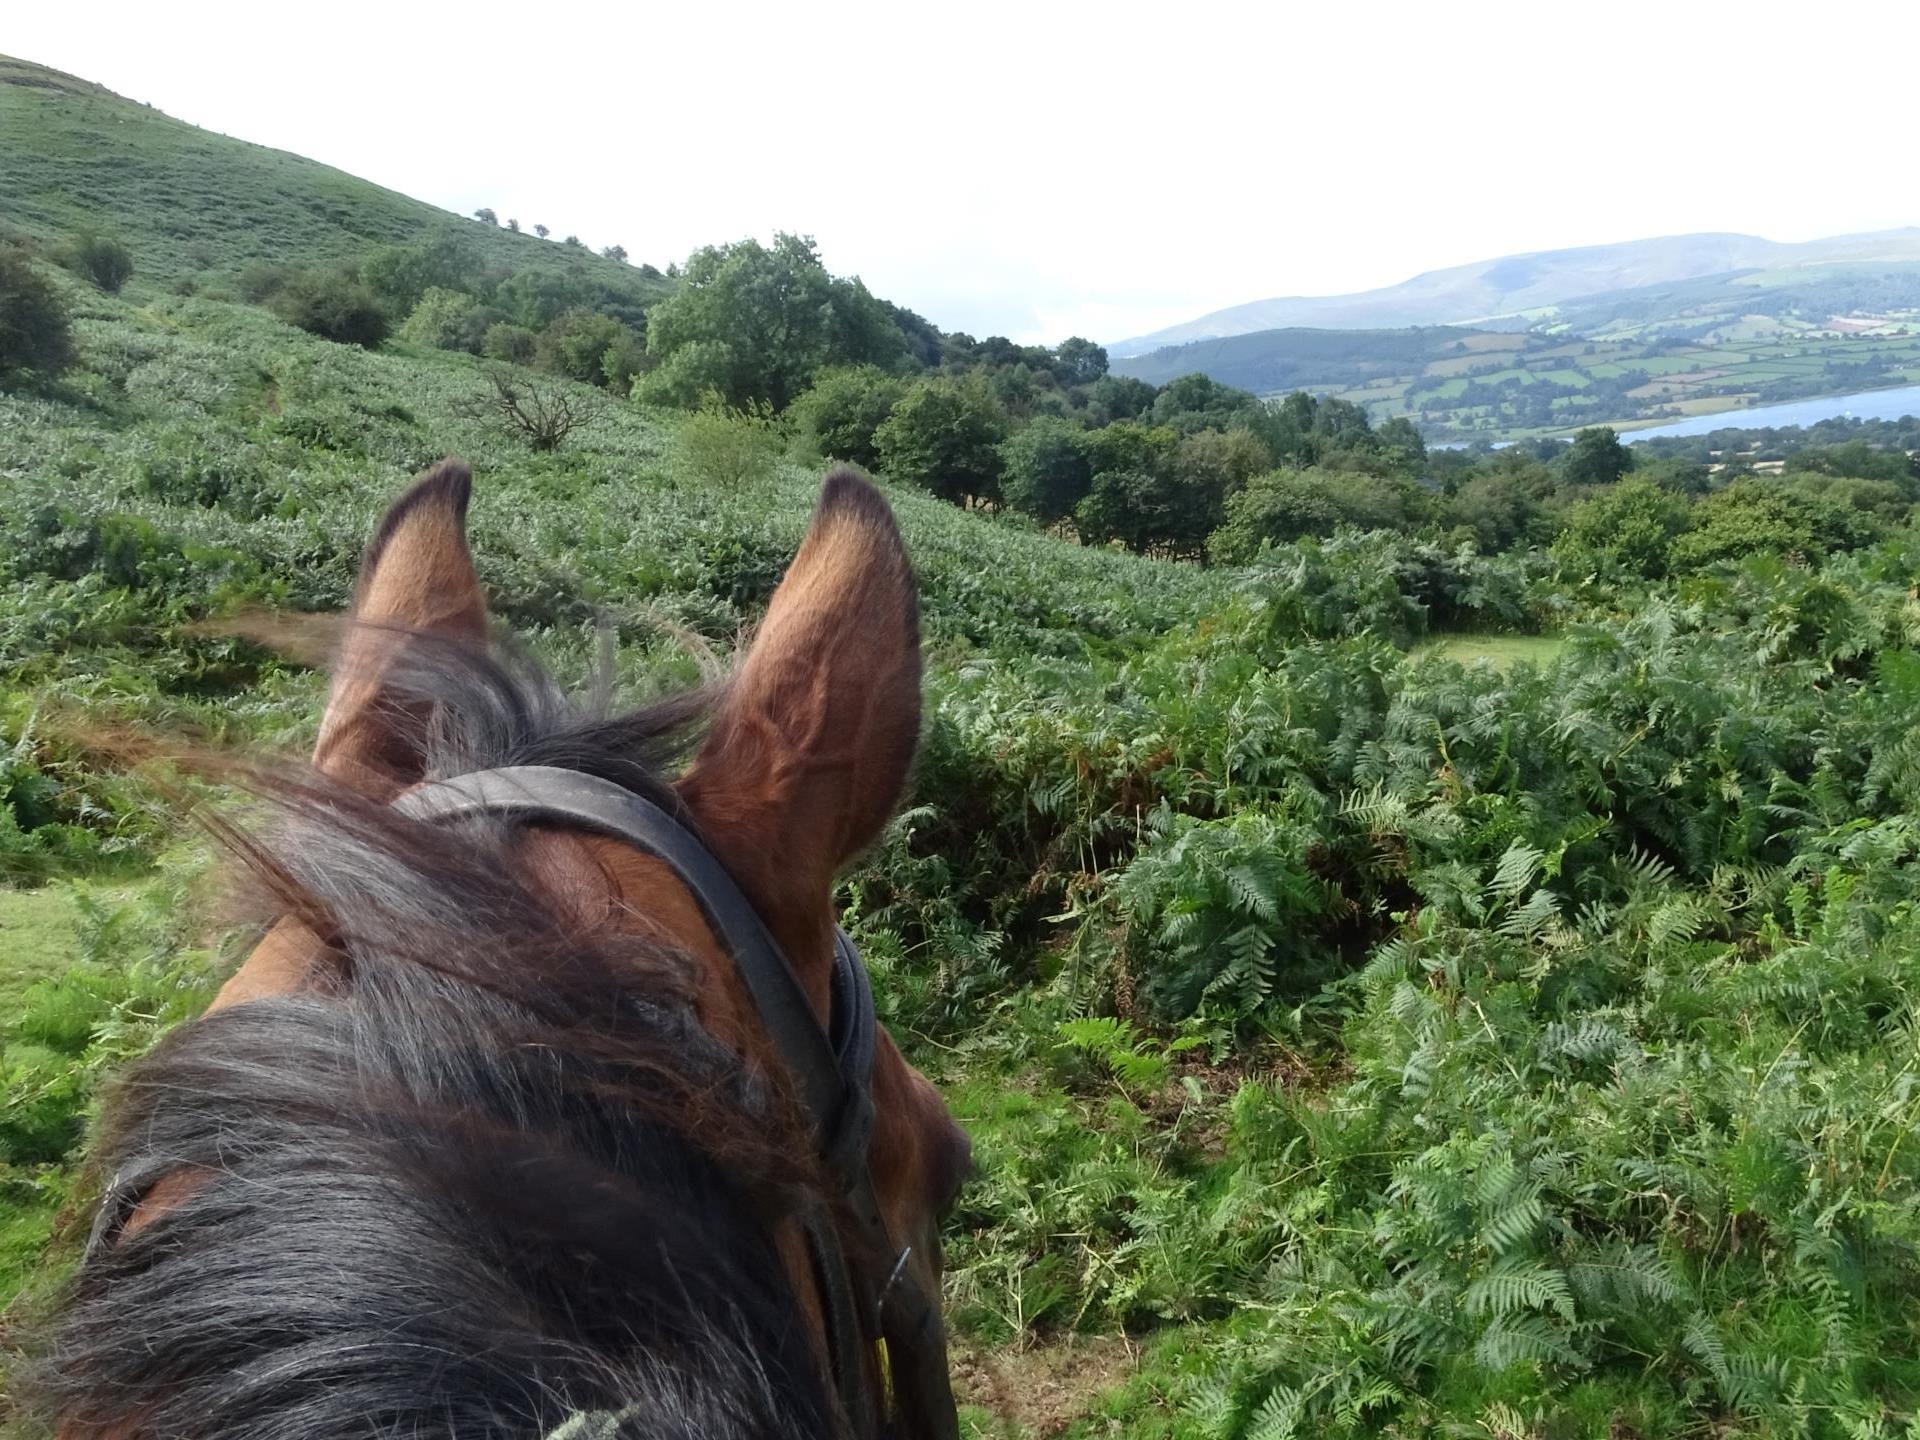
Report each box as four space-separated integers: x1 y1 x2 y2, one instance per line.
395 767 867 1175
393 766 957 1440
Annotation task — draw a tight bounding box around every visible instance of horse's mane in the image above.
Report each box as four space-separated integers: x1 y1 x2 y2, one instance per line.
32 634 839 1440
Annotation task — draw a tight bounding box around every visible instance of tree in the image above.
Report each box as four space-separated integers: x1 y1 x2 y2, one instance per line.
1075 467 1217 559
1209 467 1433 562
1561 426 1633 488
1071 421 1216 557
872 375 1006 503
1086 374 1157 424
1000 416 1093 522
601 244 628 263
493 268 594 330
1448 455 1558 552
1081 419 1180 482
0 248 75 382
1151 373 1261 434
1667 484 1820 571
1174 426 1273 503
534 224 550 239
643 233 904 411
60 231 133 294
791 365 908 471
1373 417 1427 475
507 218 521 232
1054 336 1109 386
472 207 498 225
361 233 478 312
1552 477 1690 580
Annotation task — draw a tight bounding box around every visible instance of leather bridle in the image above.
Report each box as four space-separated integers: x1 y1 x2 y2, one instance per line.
394 765 960 1440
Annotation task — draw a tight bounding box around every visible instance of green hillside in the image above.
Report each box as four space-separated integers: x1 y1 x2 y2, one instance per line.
0 54 671 302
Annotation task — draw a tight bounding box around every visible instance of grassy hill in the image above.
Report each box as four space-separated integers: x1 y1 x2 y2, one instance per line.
0 54 672 304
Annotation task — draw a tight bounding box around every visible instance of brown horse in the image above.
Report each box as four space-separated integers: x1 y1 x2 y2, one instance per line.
35 462 972 1440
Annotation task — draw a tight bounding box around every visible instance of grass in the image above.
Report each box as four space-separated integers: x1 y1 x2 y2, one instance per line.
1410 631 1566 670
0 889 85 1014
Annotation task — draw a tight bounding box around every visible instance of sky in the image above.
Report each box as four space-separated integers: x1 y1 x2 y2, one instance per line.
10 0 1919 345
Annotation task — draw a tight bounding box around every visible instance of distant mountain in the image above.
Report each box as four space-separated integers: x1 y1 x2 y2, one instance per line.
1110 228 1920 357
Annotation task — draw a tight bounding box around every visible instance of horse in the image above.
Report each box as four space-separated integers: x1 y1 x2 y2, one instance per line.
32 461 973 1440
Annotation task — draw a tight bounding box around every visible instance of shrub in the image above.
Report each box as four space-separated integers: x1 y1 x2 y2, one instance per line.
1668 483 1821 572
536 309 645 392
673 402 784 488
0 248 75 383
790 365 908 471
1552 476 1691 581
60 231 134 294
873 375 1007 504
398 287 492 353
236 259 298 303
464 368 602 452
482 322 539 364
269 268 390 348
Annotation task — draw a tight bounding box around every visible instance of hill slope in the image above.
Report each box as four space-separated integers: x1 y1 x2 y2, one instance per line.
1111 227 1920 356
0 53 670 302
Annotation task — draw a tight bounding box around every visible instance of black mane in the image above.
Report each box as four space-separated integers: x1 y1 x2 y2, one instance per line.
34 633 838 1440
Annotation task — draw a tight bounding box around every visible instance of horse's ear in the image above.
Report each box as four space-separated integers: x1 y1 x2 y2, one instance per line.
678 469 921 954
312 459 488 798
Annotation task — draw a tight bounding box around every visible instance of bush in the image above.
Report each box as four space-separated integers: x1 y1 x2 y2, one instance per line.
236 260 298 303
790 365 908 471
536 309 645 392
60 231 134 294
1668 483 1821 572
269 268 391 348
1552 476 1691 581
482 322 539 364
673 402 785 488
398 287 492 353
464 368 602 452
873 375 1007 504
0 248 74 383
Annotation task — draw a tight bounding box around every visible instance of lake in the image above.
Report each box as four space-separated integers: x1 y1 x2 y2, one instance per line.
1620 385 1920 443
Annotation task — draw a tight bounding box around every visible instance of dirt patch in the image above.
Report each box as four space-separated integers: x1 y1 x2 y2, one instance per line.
951 1333 1139 1436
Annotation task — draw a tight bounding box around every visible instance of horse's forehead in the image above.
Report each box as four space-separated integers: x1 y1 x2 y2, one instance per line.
209 829 766 1047
554 832 764 1048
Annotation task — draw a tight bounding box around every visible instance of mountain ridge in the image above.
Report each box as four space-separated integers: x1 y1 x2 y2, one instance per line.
1111 227 1920 357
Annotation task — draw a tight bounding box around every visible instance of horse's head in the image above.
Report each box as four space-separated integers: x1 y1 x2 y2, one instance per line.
46 461 970 1440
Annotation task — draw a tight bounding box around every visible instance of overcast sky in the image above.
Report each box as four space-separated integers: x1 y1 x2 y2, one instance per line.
12 1 1917 344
